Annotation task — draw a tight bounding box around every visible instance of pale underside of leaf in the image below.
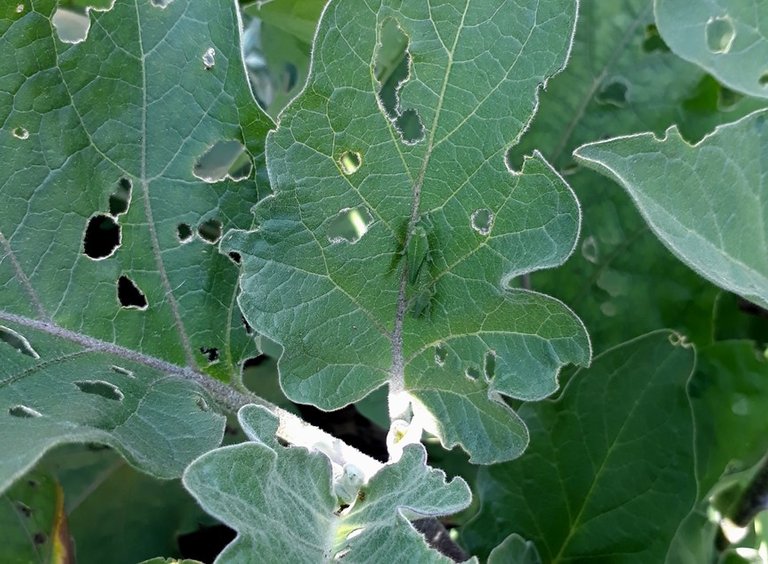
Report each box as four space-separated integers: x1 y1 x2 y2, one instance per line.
183 404 473 564
224 0 591 465
575 109 768 310
655 0 768 99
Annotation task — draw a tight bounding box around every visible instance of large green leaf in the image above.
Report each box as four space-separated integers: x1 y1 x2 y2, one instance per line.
0 0 271 491
222 0 591 464
182 404 473 563
655 0 768 99
575 109 768 310
463 331 697 561
513 0 767 351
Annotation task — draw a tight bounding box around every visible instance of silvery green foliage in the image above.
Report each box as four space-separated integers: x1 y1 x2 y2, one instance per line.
0 0 272 491
576 110 768 309
223 0 591 465
655 0 768 99
183 405 473 563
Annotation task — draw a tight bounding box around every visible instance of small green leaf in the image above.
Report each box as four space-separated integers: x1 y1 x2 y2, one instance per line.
463 331 696 562
224 0 591 465
0 471 73 564
575 110 768 309
655 0 768 99
182 405 473 563
488 534 541 564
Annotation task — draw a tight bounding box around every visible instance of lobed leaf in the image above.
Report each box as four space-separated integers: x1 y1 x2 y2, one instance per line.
223 0 591 464
463 331 697 562
515 0 768 351
182 404 473 563
655 0 768 99
575 109 768 310
0 0 271 491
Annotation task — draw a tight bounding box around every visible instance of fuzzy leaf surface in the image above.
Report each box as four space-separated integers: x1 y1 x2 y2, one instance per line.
0 0 270 491
182 405 473 564
223 0 591 464
575 110 768 310
655 0 768 99
514 0 768 352
463 332 696 561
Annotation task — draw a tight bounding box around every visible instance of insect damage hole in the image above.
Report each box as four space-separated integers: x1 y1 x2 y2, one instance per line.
471 208 494 236
484 350 496 380
74 380 124 401
109 178 132 216
327 207 373 244
12 127 28 140
51 8 90 44
177 223 193 243
111 365 134 378
338 151 362 175
193 140 252 183
198 219 223 244
0 326 39 358
9 405 42 418
200 346 220 363
202 47 216 69
434 342 447 366
83 214 121 260
117 275 148 310
706 15 735 54
374 18 424 144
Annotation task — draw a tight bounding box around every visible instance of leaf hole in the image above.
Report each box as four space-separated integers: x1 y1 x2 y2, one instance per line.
150 0 174 7
177 223 193 243
596 79 630 107
327 207 373 244
15 502 32 517
470 208 494 236
434 342 447 366
338 151 362 175
109 177 132 216
74 380 124 401
33 533 46 545
117 275 148 310
202 47 216 69
193 140 252 183
333 548 351 560
243 355 267 368
12 127 28 140
706 15 735 54
16 4 24 13
346 528 364 541
200 346 220 363
641 24 670 53
466 366 482 381
9 405 42 418
484 350 496 380
111 365 134 378
374 18 424 144
228 251 241 264
198 219 223 244
52 8 90 44
83 214 121 260
0 326 40 358
195 394 210 412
